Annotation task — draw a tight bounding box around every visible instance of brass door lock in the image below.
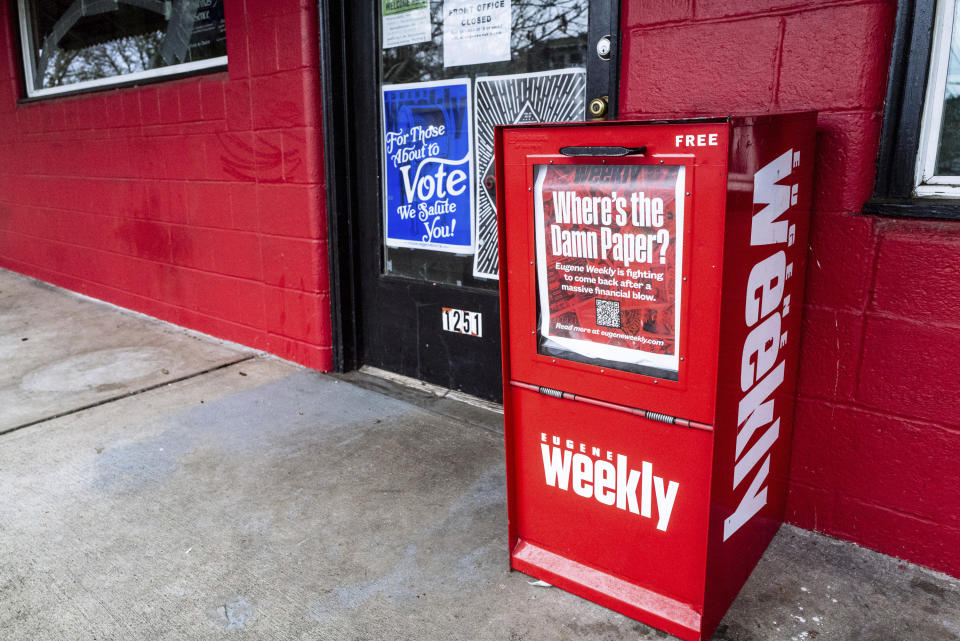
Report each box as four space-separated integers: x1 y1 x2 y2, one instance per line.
588 96 609 119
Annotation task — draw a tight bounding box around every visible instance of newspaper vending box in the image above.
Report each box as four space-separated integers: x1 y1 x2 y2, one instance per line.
496 115 817 640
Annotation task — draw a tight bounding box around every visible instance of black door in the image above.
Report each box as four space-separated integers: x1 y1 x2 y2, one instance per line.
329 0 620 401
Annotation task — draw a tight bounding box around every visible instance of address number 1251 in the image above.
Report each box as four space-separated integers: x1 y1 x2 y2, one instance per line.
441 308 482 337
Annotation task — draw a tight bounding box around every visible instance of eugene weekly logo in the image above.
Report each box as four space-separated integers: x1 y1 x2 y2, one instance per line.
723 148 801 541
539 433 680 532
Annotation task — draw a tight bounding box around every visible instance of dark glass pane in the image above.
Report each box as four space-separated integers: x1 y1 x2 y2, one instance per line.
380 0 589 287
381 0 588 84
24 0 226 91
935 3 960 176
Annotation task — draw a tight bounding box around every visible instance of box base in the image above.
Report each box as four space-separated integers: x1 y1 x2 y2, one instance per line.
511 539 704 641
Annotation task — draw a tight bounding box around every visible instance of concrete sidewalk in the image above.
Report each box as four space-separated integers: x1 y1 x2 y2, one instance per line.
0 269 957 641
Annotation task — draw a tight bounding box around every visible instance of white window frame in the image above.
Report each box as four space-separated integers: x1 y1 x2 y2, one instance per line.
17 0 227 99
916 0 960 196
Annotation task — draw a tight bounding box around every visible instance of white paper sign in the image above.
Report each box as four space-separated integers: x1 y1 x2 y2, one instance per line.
443 0 512 67
382 0 432 49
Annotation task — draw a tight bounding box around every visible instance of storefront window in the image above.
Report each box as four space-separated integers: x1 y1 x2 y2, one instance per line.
866 0 960 219
17 0 227 98
933 7 960 177
917 0 960 193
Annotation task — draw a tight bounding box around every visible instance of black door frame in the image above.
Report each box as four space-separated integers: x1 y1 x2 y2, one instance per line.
318 0 623 375
318 1 361 372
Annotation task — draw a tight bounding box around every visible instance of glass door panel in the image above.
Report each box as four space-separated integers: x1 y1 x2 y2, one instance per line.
380 1 590 288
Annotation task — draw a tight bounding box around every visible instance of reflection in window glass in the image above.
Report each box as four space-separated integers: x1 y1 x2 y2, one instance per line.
19 0 226 96
936 2 960 175
382 0 588 84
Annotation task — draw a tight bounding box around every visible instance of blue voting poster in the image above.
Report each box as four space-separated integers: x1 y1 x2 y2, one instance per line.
381 79 474 253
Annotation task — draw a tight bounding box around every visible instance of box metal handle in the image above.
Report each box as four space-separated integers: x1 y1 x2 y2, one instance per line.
558 145 647 157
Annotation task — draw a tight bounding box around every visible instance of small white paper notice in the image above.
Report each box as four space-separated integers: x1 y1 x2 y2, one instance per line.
443 0 512 67
382 0 432 49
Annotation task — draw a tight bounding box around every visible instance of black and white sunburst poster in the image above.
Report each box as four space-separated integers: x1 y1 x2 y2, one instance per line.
473 69 587 280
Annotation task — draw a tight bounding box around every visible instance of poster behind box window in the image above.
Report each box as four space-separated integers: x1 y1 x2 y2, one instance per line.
534 164 685 375
382 79 475 253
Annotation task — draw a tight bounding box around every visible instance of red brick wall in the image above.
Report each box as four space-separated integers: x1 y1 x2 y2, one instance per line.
621 1 960 576
0 0 332 369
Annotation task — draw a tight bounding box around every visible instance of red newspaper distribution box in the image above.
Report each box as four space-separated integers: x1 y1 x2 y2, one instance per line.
495 114 817 641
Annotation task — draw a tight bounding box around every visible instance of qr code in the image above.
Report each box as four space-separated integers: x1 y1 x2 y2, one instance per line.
595 298 621 329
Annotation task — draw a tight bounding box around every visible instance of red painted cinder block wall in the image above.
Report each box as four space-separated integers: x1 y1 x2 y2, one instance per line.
0 0 332 370
1 0 956 578
621 1 960 576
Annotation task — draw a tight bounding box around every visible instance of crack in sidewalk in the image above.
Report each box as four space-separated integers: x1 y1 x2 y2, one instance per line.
0 355 256 438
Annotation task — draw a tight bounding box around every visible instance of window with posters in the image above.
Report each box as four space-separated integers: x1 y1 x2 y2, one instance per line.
378 0 593 285
533 162 686 380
